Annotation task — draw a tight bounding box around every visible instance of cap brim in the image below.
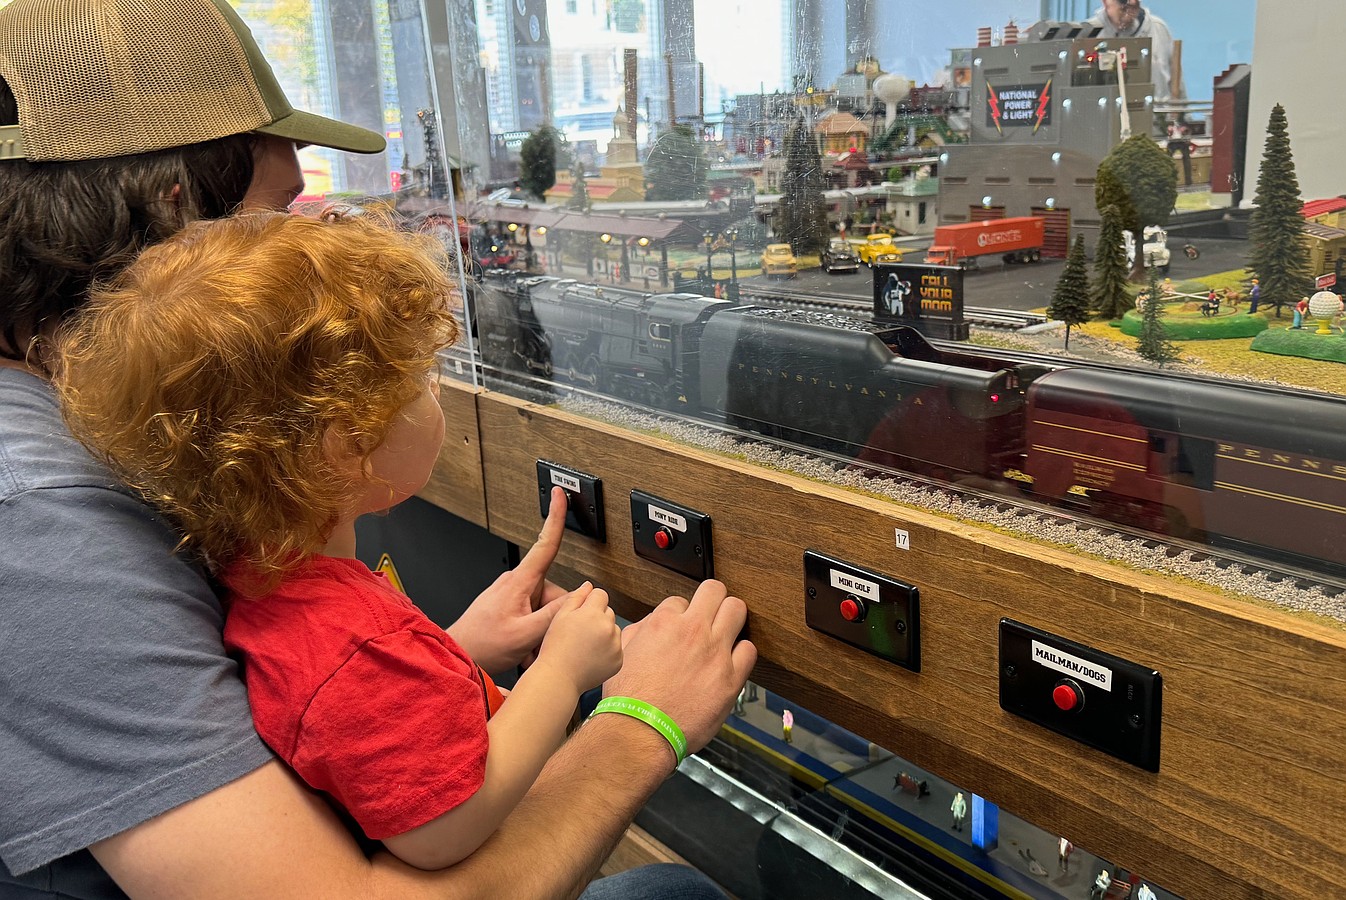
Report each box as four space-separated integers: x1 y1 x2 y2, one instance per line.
256 108 385 154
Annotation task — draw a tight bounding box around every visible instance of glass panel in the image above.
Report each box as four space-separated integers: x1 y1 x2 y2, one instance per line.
236 0 1334 893
441 1 1346 611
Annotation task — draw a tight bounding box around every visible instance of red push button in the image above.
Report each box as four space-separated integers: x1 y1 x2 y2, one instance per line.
653 527 674 550
839 597 865 622
1052 681 1082 712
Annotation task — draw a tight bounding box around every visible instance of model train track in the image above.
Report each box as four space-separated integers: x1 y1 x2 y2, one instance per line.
930 336 1346 405
736 284 1048 330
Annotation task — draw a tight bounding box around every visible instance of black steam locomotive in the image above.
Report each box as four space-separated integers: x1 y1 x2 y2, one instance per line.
474 274 1346 575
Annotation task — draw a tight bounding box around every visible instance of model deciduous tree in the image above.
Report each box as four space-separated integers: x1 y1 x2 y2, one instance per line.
776 118 830 255
1048 235 1092 349
644 124 707 201
1095 134 1178 280
1247 103 1311 318
519 125 563 201
1093 204 1132 319
1137 264 1180 366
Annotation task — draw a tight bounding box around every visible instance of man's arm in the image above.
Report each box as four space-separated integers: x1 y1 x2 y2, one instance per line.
90 719 672 900
93 579 754 899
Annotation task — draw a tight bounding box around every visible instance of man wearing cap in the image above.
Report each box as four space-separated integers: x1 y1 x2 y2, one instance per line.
0 1 751 898
1087 0 1186 106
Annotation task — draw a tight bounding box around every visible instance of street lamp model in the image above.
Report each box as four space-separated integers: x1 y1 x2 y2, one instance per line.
600 232 614 281
519 224 534 272
726 227 739 301
635 236 650 288
703 230 715 293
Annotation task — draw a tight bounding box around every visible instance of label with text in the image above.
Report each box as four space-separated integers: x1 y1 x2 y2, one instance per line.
895 529 910 551
1032 640 1113 691
829 568 879 601
648 505 688 532
549 470 581 493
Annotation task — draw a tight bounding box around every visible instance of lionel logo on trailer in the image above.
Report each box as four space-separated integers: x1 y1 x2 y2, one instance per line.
986 80 1053 133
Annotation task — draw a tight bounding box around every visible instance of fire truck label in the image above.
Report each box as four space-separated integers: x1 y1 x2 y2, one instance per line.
1032 640 1113 691
649 505 687 532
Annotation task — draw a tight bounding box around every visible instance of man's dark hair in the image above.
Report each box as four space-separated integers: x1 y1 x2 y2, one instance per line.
0 76 257 359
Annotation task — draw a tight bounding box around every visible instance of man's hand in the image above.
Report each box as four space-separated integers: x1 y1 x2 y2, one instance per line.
605 579 756 753
448 487 570 672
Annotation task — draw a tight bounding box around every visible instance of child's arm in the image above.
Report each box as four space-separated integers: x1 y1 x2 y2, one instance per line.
448 488 569 673
382 582 621 871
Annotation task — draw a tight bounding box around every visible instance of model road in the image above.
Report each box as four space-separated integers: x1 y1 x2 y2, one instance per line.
741 237 1254 314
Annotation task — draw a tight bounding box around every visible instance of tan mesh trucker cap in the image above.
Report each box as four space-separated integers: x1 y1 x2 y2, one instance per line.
0 0 385 162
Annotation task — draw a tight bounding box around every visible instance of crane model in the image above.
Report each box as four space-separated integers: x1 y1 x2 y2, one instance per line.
1096 45 1131 140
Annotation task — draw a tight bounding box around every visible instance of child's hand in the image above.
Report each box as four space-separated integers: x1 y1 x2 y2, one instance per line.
536 581 622 695
447 487 570 672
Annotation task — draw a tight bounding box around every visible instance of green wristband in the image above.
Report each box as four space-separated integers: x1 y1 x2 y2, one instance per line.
589 696 688 766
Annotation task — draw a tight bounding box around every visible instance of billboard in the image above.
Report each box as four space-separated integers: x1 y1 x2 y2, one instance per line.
985 80 1053 133
511 0 551 131
872 263 967 340
512 0 549 46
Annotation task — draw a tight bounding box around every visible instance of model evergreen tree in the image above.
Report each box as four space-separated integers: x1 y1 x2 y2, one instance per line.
643 125 707 201
1093 204 1132 319
519 125 563 201
1137 264 1180 366
567 156 590 212
1048 235 1092 349
1247 103 1311 318
1095 134 1179 280
776 117 830 254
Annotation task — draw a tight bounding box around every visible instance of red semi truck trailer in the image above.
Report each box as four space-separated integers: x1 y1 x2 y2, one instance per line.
924 216 1045 267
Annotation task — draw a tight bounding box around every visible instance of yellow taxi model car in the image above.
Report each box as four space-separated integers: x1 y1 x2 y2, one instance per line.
856 234 907 266
760 243 798 278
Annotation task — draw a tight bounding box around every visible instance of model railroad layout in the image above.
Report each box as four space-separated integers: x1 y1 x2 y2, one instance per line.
462 273 1346 589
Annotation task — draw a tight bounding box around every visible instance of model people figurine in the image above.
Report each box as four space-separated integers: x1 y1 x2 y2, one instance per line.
950 792 968 831
1090 868 1112 900
1018 847 1047 877
1059 836 1074 872
782 709 794 744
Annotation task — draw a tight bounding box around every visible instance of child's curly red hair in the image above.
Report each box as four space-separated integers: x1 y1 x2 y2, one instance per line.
55 211 461 587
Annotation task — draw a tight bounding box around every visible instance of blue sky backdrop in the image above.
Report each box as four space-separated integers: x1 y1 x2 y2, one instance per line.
896 1 1255 101
761 0 1258 104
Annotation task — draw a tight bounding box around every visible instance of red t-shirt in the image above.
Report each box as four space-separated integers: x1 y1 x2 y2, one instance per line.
223 556 503 839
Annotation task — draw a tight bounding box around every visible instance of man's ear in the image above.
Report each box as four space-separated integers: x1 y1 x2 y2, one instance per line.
166 183 186 226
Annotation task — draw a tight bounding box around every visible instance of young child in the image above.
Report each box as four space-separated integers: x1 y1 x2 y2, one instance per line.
54 211 623 870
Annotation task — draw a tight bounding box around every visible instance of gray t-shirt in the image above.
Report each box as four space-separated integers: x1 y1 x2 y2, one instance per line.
0 367 273 897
